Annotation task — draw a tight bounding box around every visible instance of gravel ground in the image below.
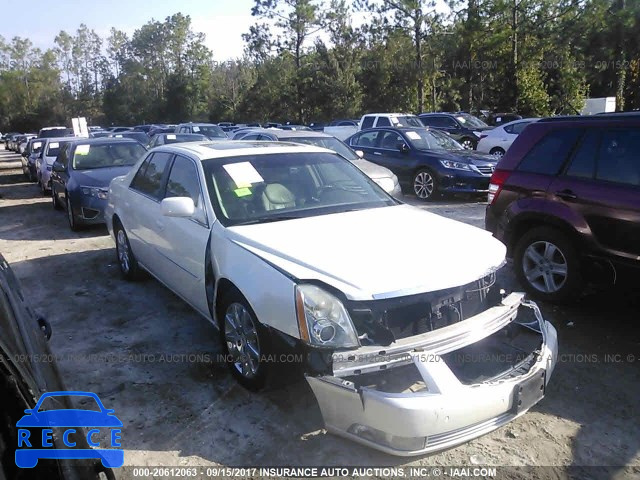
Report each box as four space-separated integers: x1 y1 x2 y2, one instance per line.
1 146 638 480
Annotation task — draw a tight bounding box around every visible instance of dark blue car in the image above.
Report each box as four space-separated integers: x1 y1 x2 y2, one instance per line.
347 127 497 200
15 391 123 468
51 138 147 230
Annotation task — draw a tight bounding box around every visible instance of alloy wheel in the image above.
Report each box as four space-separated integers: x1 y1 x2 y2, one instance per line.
413 171 434 199
116 230 130 274
224 303 260 379
461 139 475 150
522 241 568 293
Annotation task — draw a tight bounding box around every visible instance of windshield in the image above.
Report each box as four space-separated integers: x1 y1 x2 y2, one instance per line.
283 136 358 161
193 125 227 139
405 129 465 151
392 116 424 128
455 113 488 128
40 128 71 138
203 152 395 227
72 143 146 170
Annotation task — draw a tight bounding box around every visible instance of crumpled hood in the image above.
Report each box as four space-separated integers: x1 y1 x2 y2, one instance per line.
226 204 506 300
72 166 133 188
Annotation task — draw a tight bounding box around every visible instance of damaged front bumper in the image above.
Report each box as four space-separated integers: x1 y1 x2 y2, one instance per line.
306 293 558 456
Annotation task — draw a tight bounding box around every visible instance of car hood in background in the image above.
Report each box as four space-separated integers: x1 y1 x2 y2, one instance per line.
351 158 395 179
72 166 133 188
420 148 497 166
227 204 506 300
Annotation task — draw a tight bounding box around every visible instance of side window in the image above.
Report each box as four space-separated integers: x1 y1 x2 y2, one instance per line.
565 130 599 179
165 156 202 206
361 116 375 129
242 134 262 140
595 128 640 186
376 117 391 127
443 117 459 128
510 122 531 135
516 128 582 176
379 131 404 149
338 121 355 127
57 145 69 167
353 131 379 148
421 116 445 128
130 152 173 199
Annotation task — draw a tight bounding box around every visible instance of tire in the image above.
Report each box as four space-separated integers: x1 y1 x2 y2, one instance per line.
413 169 439 201
66 196 80 231
114 222 142 280
460 138 476 150
218 289 269 391
51 186 62 210
513 226 583 303
490 147 505 158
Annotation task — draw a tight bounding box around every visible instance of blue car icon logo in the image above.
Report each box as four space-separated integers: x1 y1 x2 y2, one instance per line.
15 391 124 468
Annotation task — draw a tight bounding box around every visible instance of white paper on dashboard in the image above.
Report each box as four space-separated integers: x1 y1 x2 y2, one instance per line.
223 162 264 188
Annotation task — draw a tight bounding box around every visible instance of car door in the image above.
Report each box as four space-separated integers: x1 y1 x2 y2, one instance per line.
154 154 211 315
126 151 174 274
549 127 640 260
349 130 381 161
369 129 406 169
51 144 71 204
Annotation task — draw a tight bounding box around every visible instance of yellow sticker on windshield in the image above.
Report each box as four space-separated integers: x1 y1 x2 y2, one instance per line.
75 144 90 155
234 187 252 197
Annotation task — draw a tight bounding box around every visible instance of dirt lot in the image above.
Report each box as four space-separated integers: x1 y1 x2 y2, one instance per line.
1 145 639 479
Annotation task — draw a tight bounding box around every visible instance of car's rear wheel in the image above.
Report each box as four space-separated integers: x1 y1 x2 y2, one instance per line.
490 147 505 158
514 226 582 303
115 223 142 280
413 169 439 201
218 290 269 391
460 138 476 150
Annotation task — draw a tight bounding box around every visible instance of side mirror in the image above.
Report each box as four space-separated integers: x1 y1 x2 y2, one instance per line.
399 143 409 153
161 197 195 218
52 162 65 172
355 150 364 158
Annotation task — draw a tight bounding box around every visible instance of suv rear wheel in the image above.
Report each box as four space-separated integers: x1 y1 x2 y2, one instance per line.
514 226 582 302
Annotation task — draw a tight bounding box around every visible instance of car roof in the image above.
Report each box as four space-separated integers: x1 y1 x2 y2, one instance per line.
538 112 640 123
177 122 219 126
158 140 331 160
242 129 332 139
67 137 141 146
363 113 415 117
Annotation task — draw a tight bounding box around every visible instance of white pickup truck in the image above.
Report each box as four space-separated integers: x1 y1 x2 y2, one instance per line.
324 113 425 140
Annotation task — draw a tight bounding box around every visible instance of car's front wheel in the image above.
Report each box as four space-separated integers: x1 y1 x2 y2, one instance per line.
413 169 439 201
66 196 80 231
219 290 269 391
490 147 505 158
514 226 582 303
460 138 476 150
115 223 142 280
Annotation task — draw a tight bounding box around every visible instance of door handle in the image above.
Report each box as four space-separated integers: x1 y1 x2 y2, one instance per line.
555 189 577 200
373 152 382 155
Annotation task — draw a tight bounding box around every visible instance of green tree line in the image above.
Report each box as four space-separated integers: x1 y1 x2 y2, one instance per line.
0 1 639 131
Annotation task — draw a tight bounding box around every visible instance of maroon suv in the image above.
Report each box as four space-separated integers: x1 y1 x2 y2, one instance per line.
485 113 640 302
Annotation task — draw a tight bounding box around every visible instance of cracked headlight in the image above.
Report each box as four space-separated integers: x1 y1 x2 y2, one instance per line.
296 284 359 348
439 159 472 171
80 186 109 200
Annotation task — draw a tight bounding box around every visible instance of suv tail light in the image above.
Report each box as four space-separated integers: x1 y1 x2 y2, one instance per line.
488 169 511 205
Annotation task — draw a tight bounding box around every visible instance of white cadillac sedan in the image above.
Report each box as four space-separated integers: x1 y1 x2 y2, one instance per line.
105 141 557 456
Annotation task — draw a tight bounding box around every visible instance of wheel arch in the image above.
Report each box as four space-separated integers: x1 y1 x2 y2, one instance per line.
506 213 584 256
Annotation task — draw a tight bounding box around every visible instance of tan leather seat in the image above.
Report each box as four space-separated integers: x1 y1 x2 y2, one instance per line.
261 183 296 210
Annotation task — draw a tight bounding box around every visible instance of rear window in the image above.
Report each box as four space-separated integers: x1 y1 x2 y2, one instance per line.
516 128 582 175
361 116 375 129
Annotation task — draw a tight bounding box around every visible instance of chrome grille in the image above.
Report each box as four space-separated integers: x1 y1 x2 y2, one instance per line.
475 165 494 175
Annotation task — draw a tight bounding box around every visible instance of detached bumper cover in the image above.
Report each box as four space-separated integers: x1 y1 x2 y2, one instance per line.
306 293 558 456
